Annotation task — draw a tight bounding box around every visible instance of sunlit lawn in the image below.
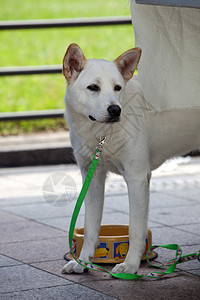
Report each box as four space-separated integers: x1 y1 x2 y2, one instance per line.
0 0 135 135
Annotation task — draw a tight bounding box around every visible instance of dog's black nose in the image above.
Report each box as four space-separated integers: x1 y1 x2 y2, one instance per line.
107 105 121 117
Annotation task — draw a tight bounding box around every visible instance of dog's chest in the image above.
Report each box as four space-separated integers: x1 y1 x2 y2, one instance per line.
75 133 125 175
99 141 124 175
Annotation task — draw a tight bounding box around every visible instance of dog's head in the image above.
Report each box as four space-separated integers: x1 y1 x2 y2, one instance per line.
63 43 141 123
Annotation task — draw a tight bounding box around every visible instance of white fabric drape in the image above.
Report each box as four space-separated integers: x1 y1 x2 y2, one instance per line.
131 1 200 111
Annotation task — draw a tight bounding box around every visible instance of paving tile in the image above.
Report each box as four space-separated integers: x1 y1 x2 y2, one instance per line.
1 284 116 300
38 210 129 232
31 259 113 283
0 195 44 207
104 190 197 216
31 258 200 299
179 268 200 277
149 192 193 209
165 188 200 203
0 161 200 299
149 243 200 274
0 210 27 224
150 176 200 192
0 264 71 294
102 211 129 225
82 272 200 300
31 259 173 285
104 194 129 214
38 214 85 232
148 220 164 229
0 177 43 201
0 165 80 208
175 244 200 272
2 163 72 172
180 244 200 255
0 254 22 267
150 226 200 247
0 236 67 264
1 201 78 220
149 204 200 226
0 220 66 244
175 224 200 236
185 269 200 277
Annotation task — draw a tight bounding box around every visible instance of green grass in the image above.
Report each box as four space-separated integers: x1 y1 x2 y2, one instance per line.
0 0 134 135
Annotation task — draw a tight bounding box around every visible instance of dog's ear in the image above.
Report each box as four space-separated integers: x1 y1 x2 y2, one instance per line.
63 43 87 83
114 48 141 82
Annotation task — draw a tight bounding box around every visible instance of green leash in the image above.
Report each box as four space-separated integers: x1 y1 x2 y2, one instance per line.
68 137 200 280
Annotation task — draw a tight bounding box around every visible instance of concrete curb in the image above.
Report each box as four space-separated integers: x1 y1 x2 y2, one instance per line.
0 131 199 167
0 131 76 167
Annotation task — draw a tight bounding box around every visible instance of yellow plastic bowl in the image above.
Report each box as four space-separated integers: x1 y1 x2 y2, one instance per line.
65 225 156 264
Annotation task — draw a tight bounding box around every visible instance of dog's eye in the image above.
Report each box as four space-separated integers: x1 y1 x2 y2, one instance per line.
114 85 122 92
87 84 100 92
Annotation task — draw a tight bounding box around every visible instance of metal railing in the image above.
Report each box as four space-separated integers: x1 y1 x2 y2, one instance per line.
0 109 64 121
0 16 131 121
0 16 131 30
0 65 62 76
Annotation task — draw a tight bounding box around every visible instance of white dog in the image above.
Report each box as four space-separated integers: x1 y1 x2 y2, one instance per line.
62 43 200 275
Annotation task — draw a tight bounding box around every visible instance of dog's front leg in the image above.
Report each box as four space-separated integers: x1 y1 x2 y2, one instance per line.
112 169 151 274
62 168 106 274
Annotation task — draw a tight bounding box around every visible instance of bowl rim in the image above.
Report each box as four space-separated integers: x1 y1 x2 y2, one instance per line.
74 224 130 239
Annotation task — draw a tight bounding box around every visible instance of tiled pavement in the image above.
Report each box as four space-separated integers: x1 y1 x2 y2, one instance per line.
0 158 200 299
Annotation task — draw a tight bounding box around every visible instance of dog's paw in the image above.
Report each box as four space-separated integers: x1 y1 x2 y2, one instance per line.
62 260 86 274
111 262 139 274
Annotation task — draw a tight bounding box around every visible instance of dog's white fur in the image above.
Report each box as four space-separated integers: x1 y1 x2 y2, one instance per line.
62 44 200 275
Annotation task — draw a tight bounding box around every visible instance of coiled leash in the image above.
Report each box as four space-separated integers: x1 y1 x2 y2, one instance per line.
68 137 200 280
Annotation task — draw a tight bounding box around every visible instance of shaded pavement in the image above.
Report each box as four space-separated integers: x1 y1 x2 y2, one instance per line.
0 157 200 299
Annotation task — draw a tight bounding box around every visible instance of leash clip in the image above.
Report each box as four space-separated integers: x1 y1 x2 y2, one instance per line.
94 137 106 161
98 136 106 149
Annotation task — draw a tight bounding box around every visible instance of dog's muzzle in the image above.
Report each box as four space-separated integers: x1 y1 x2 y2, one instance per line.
89 105 121 123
